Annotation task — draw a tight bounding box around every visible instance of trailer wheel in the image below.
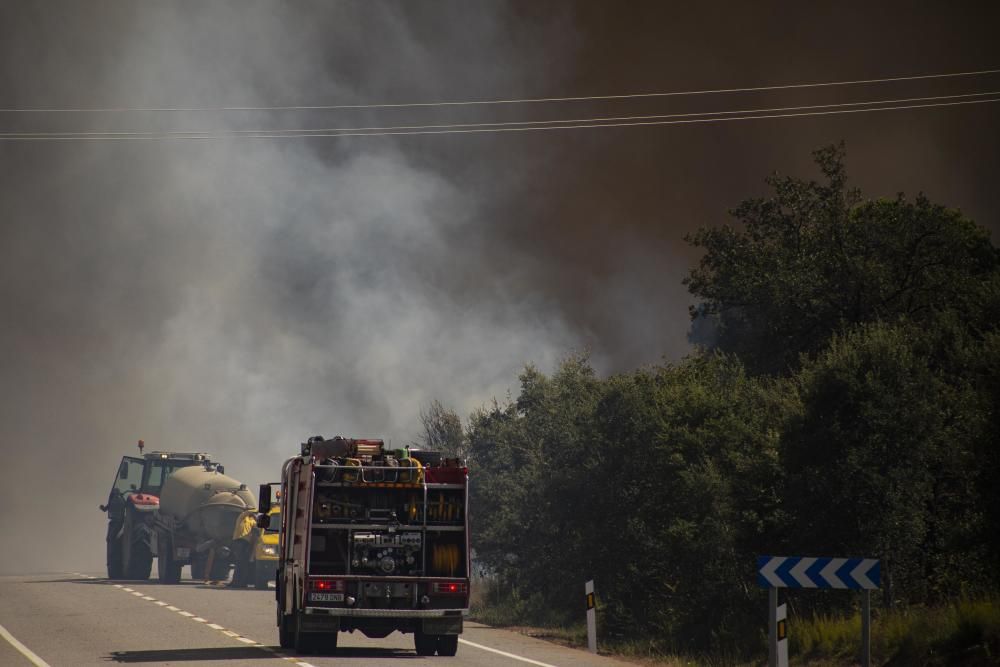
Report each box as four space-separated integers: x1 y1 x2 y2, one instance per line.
254 564 272 590
156 532 182 584
190 555 206 580
414 631 437 656
436 634 458 656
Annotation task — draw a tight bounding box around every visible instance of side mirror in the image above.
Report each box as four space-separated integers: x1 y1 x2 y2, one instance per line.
256 513 271 530
216 464 225 475
258 484 272 514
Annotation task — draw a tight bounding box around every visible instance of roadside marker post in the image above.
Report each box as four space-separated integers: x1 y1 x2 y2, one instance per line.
585 579 597 654
758 556 880 667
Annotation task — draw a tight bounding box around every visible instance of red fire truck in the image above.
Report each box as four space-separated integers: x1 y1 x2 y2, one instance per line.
258 436 470 656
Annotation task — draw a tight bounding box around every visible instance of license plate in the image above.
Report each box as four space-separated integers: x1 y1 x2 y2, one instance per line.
176 548 191 559
310 593 343 602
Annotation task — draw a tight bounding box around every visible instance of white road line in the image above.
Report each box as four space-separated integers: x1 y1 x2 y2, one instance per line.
459 638 560 667
0 621 52 667
97 575 294 663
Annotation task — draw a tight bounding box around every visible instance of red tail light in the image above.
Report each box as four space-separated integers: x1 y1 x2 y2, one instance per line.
310 578 345 592
431 581 468 595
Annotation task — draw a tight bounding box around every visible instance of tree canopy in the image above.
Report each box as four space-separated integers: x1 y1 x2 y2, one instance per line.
429 144 1000 657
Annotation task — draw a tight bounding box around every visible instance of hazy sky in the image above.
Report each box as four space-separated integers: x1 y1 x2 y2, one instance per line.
1 1 997 573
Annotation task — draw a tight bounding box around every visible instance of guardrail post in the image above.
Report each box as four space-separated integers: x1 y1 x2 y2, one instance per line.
861 589 871 667
585 580 596 653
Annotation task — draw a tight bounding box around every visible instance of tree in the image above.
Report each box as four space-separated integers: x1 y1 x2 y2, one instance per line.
416 399 466 458
685 143 1000 375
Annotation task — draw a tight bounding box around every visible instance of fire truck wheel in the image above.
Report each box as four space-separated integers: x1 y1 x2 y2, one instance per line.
278 614 295 649
436 634 458 656
414 631 437 656
313 631 338 655
293 622 315 654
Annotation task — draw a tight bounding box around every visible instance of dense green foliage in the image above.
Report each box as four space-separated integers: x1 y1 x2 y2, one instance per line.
431 145 1000 658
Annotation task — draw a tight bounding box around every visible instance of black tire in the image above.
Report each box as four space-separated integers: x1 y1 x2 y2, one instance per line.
414 631 437 656
190 555 206 580
209 557 230 581
156 533 182 584
123 514 153 580
106 523 124 580
437 634 458 656
254 564 272 590
313 631 338 655
293 619 314 654
278 613 295 649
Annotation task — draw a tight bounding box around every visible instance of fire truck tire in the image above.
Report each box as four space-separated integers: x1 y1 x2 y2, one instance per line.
278 614 295 649
313 631 338 654
293 621 315 654
414 631 437 656
436 634 458 656
157 533 182 584
106 528 124 580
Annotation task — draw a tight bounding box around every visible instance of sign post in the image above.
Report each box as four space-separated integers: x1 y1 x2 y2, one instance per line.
758 556 880 667
585 579 597 654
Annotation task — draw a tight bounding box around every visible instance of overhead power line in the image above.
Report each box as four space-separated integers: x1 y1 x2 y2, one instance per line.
1 95 997 141
1 68 998 114
1 90 994 139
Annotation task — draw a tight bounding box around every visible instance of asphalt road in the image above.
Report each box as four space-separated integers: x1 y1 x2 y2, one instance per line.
0 572 634 667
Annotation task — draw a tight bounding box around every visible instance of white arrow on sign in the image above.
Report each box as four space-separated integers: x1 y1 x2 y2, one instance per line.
790 557 817 587
851 559 878 589
760 557 786 587
820 558 848 588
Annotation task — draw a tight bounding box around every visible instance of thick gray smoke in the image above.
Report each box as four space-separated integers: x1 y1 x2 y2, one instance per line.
2 2 998 574
0 2 582 574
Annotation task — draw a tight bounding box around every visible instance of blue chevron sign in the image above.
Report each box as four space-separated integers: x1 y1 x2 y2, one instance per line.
757 556 880 590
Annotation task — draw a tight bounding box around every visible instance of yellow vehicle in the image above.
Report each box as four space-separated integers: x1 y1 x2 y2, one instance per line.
252 505 281 589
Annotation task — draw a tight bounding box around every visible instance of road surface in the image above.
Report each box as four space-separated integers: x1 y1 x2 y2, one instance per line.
0 572 634 667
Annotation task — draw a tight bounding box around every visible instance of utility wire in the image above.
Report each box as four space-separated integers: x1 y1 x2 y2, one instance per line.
1 90 994 138
1 68 998 113
1 96 997 141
